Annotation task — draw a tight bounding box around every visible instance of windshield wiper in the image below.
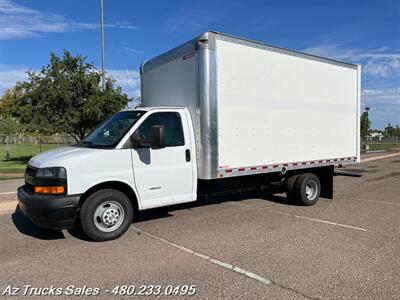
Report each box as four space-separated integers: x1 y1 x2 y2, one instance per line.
77 140 93 147
76 140 114 149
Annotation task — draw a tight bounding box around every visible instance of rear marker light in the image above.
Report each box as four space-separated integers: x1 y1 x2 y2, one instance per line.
221 157 353 176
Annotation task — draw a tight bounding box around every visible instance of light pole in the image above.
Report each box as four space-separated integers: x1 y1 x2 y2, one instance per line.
100 0 105 90
365 107 370 148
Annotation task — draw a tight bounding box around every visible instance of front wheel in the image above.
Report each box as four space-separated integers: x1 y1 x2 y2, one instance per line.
294 173 321 206
80 189 134 241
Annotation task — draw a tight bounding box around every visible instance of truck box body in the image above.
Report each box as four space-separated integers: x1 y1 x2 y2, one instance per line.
140 31 361 180
17 31 362 240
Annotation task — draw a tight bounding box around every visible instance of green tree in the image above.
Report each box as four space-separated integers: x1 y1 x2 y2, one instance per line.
384 123 395 138
395 125 400 138
360 107 371 140
0 117 20 135
0 87 24 119
0 117 21 160
0 88 24 160
11 50 129 141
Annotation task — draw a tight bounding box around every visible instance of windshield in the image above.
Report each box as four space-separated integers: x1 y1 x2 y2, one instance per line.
77 110 145 149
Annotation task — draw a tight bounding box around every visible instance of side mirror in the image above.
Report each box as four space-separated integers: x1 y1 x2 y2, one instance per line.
130 132 150 149
150 125 166 149
130 125 166 149
131 136 150 149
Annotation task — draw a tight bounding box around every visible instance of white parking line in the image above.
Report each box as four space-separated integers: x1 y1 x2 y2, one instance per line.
0 200 17 214
353 198 400 206
293 215 367 231
0 192 17 195
229 202 368 232
384 186 400 191
131 226 272 285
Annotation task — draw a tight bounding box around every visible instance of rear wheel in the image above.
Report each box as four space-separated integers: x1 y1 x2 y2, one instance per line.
80 189 134 241
294 173 321 206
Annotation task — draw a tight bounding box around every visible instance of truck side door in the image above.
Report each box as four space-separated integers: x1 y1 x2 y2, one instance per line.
131 110 196 209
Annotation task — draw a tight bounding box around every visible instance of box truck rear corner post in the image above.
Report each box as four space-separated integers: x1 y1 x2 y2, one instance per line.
17 31 361 241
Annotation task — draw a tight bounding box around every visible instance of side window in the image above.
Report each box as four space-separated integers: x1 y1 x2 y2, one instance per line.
135 112 185 147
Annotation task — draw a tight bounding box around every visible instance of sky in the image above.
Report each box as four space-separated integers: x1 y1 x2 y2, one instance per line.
0 0 399 129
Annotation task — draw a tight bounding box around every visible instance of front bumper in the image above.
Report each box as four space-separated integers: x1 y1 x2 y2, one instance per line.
17 186 81 229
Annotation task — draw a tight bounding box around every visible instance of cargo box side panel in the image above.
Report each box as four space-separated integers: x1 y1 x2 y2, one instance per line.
215 39 359 169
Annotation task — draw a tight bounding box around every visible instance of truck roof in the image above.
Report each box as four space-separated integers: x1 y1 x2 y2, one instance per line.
208 30 358 69
125 106 187 112
141 30 358 74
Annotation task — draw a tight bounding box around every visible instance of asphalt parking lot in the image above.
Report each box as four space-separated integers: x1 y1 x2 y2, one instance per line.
1 155 399 299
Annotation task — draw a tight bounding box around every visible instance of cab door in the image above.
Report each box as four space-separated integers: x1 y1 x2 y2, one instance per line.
131 110 196 209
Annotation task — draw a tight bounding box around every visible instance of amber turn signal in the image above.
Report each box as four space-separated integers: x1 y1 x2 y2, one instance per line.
34 186 65 194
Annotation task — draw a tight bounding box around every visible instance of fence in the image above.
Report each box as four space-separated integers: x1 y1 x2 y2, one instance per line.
0 134 75 161
361 136 400 152
2 133 399 160
1 134 75 144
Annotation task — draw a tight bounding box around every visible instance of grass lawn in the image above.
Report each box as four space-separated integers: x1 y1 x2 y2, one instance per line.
362 141 400 152
0 144 66 180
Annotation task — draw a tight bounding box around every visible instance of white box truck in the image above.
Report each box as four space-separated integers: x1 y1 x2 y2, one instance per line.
18 31 361 241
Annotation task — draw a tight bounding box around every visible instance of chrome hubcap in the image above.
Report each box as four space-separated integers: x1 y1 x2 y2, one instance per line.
94 201 125 232
305 180 318 201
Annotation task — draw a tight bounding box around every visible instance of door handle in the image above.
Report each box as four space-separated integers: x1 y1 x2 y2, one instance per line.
185 149 191 162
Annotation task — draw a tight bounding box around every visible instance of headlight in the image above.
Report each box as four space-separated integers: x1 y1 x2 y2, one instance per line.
36 167 67 178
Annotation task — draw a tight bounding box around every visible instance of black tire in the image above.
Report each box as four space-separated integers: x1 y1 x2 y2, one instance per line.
80 189 134 241
285 174 300 201
294 173 321 206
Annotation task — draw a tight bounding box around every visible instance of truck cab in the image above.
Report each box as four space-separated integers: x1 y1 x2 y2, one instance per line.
18 108 197 241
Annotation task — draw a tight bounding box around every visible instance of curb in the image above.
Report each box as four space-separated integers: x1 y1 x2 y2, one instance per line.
361 152 400 163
